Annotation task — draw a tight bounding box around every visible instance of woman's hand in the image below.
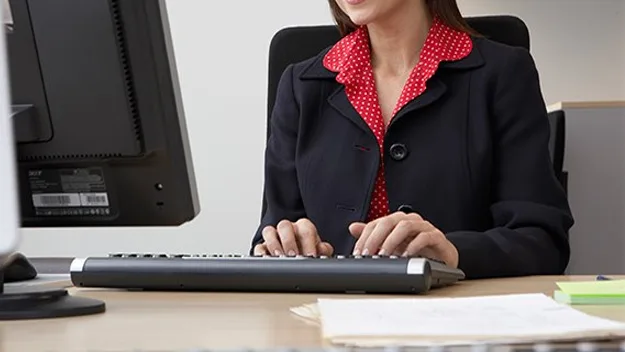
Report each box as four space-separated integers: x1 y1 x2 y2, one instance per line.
349 212 459 267
253 218 334 257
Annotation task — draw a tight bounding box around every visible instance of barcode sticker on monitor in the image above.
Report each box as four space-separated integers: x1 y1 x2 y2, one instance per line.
80 193 109 207
32 193 81 207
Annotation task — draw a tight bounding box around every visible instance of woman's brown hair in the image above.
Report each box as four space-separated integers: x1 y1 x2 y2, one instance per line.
328 0 477 36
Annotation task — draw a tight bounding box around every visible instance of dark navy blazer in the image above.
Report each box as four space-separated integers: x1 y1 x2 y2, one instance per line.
251 36 574 279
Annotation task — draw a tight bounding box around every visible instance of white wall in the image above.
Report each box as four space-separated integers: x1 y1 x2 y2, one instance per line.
18 0 625 257
458 0 625 106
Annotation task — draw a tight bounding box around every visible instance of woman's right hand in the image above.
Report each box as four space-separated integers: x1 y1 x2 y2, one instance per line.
253 218 333 257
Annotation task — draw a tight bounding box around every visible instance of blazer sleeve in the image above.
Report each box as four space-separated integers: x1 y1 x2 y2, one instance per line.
445 48 574 279
250 65 307 250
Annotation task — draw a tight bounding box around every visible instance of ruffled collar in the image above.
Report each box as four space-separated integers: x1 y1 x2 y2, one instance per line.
323 17 473 85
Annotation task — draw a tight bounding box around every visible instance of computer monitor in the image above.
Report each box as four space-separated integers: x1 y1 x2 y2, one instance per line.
10 0 199 227
0 0 200 320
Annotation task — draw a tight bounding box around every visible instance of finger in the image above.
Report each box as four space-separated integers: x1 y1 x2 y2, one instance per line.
277 220 299 256
412 246 440 261
262 226 284 256
363 217 397 255
392 238 412 256
379 219 422 255
253 243 270 256
406 212 424 222
348 222 366 238
403 230 441 257
294 219 319 256
317 242 334 256
352 220 378 255
356 212 406 255
380 217 430 255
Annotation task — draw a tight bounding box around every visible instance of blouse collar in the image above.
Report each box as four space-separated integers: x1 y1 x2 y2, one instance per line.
322 17 474 85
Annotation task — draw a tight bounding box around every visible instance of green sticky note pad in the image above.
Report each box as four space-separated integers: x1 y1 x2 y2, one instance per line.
554 290 625 305
556 280 625 296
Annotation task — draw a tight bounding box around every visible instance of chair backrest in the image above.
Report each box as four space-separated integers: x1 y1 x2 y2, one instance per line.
548 110 567 193
266 15 531 134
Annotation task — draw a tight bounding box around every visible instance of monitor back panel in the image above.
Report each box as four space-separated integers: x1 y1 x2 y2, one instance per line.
8 0 199 227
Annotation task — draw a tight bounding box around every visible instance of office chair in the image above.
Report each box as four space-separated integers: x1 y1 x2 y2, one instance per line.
262 15 565 218
548 110 568 194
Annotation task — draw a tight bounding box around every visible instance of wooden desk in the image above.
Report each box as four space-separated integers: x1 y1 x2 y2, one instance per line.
1 276 624 352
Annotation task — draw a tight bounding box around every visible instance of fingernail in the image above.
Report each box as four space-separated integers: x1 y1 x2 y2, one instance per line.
402 251 409 257
353 249 360 256
362 248 369 256
274 250 282 256
288 250 296 256
378 249 387 256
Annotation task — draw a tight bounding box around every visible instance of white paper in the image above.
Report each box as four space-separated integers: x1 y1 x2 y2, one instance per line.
316 293 625 340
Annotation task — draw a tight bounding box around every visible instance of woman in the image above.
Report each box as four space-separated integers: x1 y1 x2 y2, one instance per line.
250 0 574 279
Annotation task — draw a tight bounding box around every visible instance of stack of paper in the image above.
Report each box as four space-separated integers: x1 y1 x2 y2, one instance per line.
554 280 625 305
290 293 625 347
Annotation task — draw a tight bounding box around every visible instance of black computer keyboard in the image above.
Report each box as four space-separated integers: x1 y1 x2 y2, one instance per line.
69 253 465 294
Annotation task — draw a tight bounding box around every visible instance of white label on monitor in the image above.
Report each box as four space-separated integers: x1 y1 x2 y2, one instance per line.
32 192 110 208
79 193 109 207
27 167 113 217
32 193 81 207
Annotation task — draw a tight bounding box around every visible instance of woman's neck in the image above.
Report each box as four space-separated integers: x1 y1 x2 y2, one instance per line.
367 2 432 77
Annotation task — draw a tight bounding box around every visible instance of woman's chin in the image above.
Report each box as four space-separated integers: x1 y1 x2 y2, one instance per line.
347 14 373 27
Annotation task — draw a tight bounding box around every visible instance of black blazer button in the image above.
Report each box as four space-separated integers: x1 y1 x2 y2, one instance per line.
398 204 414 213
389 143 408 161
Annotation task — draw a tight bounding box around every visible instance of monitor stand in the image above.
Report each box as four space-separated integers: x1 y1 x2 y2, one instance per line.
0 267 105 320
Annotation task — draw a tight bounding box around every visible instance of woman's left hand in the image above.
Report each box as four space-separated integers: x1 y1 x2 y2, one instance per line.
349 211 459 268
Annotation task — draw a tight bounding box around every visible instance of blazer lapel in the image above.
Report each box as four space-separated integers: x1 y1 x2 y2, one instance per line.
327 86 372 135
390 43 486 125
301 56 373 136
391 77 447 124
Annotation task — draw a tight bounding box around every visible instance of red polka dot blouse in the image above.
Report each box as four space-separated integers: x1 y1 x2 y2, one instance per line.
323 17 473 222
